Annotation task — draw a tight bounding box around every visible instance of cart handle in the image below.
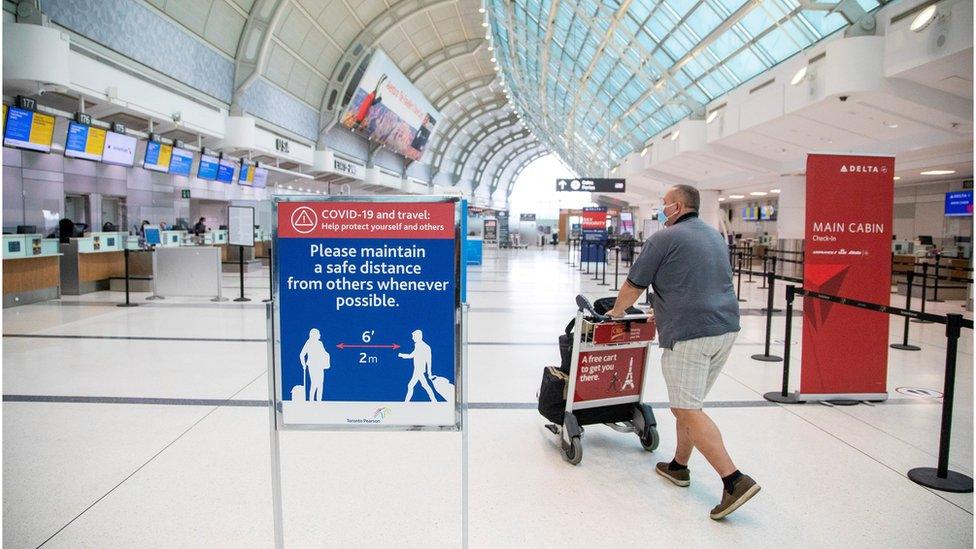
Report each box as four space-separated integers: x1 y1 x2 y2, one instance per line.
575 294 652 322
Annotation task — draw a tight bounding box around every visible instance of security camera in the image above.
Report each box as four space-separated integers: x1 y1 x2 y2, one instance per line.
839 96 849 102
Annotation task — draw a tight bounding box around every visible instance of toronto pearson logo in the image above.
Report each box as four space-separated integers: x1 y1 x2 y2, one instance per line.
373 407 392 420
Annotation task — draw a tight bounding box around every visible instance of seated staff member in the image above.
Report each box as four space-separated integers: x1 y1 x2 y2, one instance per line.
607 184 759 520
193 217 207 235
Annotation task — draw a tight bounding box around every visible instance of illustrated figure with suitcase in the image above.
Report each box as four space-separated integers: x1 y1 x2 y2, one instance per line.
299 328 331 401
398 329 438 402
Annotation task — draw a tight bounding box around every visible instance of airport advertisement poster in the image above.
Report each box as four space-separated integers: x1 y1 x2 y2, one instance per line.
339 49 440 162
801 153 894 399
275 199 459 429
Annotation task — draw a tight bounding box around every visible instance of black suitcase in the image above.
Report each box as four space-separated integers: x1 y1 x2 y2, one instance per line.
538 366 568 424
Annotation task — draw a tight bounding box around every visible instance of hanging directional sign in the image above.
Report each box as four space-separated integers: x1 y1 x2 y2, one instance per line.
556 178 626 193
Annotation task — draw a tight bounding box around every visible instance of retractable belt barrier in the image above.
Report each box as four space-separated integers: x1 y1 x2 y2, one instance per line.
763 284 973 493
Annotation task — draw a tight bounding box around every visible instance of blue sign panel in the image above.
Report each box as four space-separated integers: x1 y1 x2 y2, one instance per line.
197 154 219 180
274 199 460 429
945 190 973 217
216 159 236 183
169 147 194 177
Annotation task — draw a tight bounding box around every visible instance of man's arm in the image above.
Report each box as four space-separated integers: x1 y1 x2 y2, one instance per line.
299 341 309 368
609 238 665 318
608 280 646 318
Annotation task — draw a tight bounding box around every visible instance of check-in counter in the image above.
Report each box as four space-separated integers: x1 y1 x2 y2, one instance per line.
199 230 229 246
160 230 184 247
3 234 62 307
60 235 126 295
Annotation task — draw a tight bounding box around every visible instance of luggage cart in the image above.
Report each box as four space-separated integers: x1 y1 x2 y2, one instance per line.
545 295 659 465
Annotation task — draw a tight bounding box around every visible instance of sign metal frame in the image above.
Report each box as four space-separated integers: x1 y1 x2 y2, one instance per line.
269 195 464 432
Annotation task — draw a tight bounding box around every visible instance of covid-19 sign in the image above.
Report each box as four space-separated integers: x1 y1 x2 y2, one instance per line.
272 198 461 430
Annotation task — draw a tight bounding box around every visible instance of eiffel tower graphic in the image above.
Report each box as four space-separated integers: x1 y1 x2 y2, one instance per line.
621 357 636 391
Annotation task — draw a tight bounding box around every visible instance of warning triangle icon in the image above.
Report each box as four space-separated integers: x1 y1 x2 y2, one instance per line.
840 165 848 173
295 210 314 227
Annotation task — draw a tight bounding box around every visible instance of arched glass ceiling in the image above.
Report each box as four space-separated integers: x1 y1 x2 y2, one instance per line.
487 0 886 175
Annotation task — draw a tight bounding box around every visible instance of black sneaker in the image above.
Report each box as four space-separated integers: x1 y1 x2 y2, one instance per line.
710 474 761 520
655 462 690 487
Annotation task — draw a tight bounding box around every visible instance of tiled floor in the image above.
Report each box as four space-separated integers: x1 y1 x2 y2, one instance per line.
3 248 973 547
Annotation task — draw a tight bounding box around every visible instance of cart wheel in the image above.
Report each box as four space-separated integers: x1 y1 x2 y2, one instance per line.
563 437 583 465
639 427 660 452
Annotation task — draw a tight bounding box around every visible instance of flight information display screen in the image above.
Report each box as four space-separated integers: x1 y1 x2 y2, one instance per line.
64 122 107 161
3 106 55 152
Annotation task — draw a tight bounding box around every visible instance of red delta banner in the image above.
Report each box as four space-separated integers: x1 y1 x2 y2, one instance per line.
801 153 894 400
581 207 607 230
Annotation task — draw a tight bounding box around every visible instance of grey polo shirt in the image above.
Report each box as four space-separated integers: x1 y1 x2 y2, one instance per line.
626 213 740 349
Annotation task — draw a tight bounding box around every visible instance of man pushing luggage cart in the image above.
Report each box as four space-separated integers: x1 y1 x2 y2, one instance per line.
538 295 659 465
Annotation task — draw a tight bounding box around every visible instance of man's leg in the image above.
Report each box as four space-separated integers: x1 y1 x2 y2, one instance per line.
671 411 694 466
405 378 417 401
418 375 436 401
671 408 736 477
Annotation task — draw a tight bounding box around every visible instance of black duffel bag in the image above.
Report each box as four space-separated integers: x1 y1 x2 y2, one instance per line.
538 366 568 424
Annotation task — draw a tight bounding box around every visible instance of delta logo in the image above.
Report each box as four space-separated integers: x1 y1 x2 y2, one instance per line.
839 164 888 174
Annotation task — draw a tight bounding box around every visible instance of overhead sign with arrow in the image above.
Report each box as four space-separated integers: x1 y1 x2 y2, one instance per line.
556 178 626 193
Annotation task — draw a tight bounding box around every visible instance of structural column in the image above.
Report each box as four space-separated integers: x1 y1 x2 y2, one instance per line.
698 189 721 230
777 176 806 240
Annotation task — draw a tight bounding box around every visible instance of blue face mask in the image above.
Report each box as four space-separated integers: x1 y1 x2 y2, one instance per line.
658 210 668 224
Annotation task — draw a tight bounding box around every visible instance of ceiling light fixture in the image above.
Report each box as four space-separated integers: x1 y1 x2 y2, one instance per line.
920 169 955 175
911 4 938 32
640 146 649 157
490 57 496 62
750 191 768 196
893 176 901 180
478 7 485 13
885 122 899 128
729 194 745 199
670 130 680 141
791 65 808 86
718 197 726 202
706 110 718 124
770 189 781 194
482 22 488 27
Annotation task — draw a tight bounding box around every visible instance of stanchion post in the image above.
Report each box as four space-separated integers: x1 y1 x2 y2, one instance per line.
598 244 608 286
746 251 755 283
611 247 621 291
117 248 138 308
891 270 921 351
752 271 783 362
263 245 273 304
764 285 799 403
592 243 602 281
759 255 769 289
907 313 974 493
761 257 782 313
931 254 944 302
912 263 932 324
736 252 746 303
234 245 251 302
